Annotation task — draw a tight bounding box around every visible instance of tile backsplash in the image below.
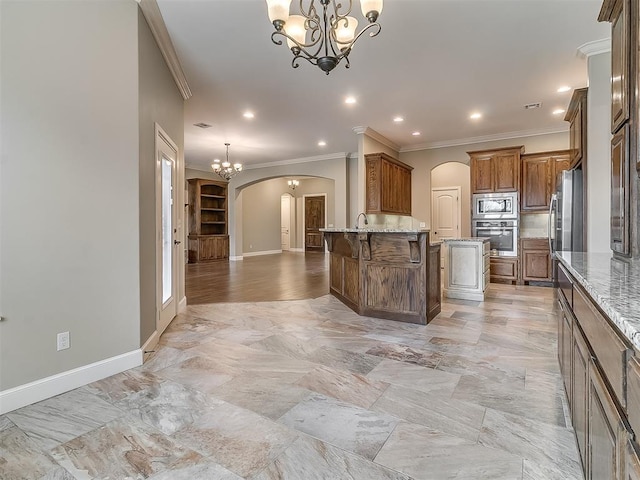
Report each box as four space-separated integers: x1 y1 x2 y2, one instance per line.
520 213 549 238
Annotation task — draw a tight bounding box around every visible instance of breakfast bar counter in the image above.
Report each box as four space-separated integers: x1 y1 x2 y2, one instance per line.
321 228 441 324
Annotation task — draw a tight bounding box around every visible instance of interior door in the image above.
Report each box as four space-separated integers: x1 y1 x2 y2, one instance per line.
305 195 325 251
156 126 179 334
432 187 460 242
281 194 291 251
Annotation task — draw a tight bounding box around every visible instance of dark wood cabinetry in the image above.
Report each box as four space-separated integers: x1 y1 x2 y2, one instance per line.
520 150 571 212
469 146 523 194
365 152 412 215
600 0 635 257
520 238 552 283
187 178 229 262
489 257 518 283
557 262 637 480
565 88 588 169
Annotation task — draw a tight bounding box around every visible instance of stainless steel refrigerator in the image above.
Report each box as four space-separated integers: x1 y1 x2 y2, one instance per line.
549 169 584 254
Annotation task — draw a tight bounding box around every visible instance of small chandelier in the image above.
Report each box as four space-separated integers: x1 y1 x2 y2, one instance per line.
288 179 299 190
212 143 242 181
266 0 383 75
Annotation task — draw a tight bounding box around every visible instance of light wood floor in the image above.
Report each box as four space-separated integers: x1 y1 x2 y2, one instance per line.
186 251 329 304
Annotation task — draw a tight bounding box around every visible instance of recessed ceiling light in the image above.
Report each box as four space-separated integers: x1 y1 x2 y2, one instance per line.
553 109 566 115
412 131 421 136
345 96 357 105
318 140 327 147
470 112 482 120
557 86 571 93
243 111 255 119
393 116 404 123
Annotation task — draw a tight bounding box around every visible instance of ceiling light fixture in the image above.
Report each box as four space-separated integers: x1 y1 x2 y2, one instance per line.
557 86 571 93
345 96 357 104
412 131 421 136
266 0 383 75
393 116 404 123
211 143 243 181
470 112 482 120
243 111 255 119
288 179 300 190
553 108 566 115
318 140 327 146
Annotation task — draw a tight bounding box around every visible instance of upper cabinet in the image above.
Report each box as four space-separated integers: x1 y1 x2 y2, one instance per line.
521 150 571 212
564 88 588 169
599 0 634 257
365 152 413 215
469 146 523 194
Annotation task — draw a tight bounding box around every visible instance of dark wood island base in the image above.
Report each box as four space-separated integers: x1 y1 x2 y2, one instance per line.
322 229 441 325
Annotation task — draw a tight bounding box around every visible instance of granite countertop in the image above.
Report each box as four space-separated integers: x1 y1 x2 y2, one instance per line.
442 237 490 243
320 228 430 233
556 251 640 351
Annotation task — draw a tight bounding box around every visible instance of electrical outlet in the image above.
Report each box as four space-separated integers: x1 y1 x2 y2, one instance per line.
249 244 253 249
57 331 70 351
420 222 426 228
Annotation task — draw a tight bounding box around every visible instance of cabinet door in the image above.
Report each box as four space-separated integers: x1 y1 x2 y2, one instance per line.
570 100 584 168
489 257 518 282
493 151 520 192
199 236 229 261
552 154 571 187
521 156 551 211
610 0 630 133
471 154 494 193
611 124 630 255
589 362 626 480
561 307 573 405
522 250 551 281
572 323 591 474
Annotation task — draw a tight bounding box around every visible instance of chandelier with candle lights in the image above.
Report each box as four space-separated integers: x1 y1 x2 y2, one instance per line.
211 143 242 181
265 0 383 75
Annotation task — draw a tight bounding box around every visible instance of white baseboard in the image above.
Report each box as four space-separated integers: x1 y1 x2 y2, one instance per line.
229 255 244 261
178 296 187 313
289 248 305 253
141 329 161 362
243 249 283 257
0 349 143 414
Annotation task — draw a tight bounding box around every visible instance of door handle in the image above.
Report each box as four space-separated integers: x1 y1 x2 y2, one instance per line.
174 240 181 245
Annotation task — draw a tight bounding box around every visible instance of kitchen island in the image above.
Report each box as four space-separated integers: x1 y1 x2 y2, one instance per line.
321 228 441 324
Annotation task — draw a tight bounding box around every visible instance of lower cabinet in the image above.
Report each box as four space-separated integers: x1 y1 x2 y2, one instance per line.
443 239 489 301
589 362 627 480
520 238 552 283
188 235 229 262
572 322 591 473
490 257 518 283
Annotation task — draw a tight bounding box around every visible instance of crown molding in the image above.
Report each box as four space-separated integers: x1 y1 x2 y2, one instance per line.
138 0 192 100
186 152 352 172
352 126 401 152
400 126 568 152
577 38 611 58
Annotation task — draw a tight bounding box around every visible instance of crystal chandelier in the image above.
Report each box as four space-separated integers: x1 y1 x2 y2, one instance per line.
288 179 299 190
265 0 383 75
211 143 242 181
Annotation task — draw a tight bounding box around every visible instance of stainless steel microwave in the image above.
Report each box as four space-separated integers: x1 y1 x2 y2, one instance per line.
473 192 518 219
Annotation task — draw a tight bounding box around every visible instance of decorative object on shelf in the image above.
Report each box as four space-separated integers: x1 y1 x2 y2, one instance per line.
265 0 383 75
288 179 299 190
212 143 242 181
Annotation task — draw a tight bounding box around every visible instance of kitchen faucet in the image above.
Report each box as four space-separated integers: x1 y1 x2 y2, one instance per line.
355 212 369 229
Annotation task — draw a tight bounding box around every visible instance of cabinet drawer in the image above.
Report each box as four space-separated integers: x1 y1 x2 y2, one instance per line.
557 263 573 307
521 238 549 250
628 356 640 435
574 286 631 408
483 254 490 272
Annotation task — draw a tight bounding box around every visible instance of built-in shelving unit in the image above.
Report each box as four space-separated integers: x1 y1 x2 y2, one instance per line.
187 178 229 262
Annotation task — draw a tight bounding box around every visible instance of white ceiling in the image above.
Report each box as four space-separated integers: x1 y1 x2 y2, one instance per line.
156 0 610 170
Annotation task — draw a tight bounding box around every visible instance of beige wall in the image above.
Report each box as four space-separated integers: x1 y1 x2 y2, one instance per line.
138 11 185 345
586 52 612 253
400 131 569 227
431 163 471 237
0 1 140 390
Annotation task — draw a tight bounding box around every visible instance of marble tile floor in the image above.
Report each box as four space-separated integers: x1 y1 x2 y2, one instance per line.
1 284 583 480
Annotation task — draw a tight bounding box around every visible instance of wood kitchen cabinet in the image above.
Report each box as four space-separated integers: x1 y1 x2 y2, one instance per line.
365 152 413 215
187 178 229 262
520 238 552 283
489 257 518 283
520 151 571 212
468 146 523 194
565 88 588 169
611 124 630 256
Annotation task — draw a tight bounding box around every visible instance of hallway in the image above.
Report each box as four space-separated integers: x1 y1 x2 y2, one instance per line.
1 270 581 479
